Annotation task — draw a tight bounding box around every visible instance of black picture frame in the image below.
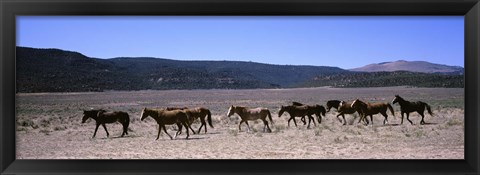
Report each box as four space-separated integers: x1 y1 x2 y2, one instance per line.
1 0 479 174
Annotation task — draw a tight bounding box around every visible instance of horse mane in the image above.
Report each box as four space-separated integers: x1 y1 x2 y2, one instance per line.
292 101 304 106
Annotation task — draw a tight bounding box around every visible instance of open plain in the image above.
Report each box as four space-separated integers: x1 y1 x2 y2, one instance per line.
16 87 464 159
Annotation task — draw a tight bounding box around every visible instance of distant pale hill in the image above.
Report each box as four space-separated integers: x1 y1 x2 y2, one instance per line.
349 60 464 74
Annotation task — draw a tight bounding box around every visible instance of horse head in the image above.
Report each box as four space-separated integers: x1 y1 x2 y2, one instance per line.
81 110 89 123
278 105 286 117
227 105 235 117
317 105 326 116
392 95 401 104
82 109 103 123
140 108 149 121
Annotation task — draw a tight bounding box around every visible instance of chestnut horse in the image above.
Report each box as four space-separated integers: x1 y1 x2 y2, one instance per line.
227 105 273 133
82 109 130 138
140 108 194 140
392 95 433 125
325 100 363 125
351 99 395 126
168 107 214 134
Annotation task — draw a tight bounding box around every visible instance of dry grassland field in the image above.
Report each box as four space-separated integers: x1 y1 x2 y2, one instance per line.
15 87 464 159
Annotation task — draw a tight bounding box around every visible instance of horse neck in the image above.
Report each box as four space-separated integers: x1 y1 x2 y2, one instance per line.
145 110 160 122
397 98 409 106
235 108 247 117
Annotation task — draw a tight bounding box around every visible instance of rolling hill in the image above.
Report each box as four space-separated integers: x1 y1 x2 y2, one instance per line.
16 47 464 92
349 60 464 74
16 47 346 92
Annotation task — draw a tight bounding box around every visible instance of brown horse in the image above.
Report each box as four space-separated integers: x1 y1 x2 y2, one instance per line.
292 102 326 124
227 105 273 133
169 107 214 134
278 105 316 128
392 95 433 125
335 101 362 125
351 99 395 126
140 108 194 140
82 109 130 138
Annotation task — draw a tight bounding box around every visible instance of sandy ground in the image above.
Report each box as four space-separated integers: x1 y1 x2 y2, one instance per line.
15 87 464 159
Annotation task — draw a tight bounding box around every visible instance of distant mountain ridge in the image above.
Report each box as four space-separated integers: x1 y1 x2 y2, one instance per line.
349 60 464 74
16 47 464 92
16 47 346 92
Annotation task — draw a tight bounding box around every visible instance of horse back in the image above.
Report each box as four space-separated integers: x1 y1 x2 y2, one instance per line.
158 110 189 125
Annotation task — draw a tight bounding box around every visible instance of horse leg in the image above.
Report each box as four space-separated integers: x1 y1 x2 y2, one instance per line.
92 124 100 138
238 120 244 131
419 112 426 125
102 124 109 137
287 118 292 127
199 117 207 133
306 115 313 129
122 122 129 137
301 116 306 125
183 122 190 139
406 113 414 125
292 117 298 127
336 114 343 123
369 115 373 125
174 124 182 139
264 119 272 133
186 122 196 135
382 112 388 125
156 125 162 140
309 115 316 126
245 121 251 132
400 112 404 124
176 123 183 135
162 125 174 140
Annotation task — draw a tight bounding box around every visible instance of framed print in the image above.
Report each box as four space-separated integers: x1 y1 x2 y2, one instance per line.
1 0 479 174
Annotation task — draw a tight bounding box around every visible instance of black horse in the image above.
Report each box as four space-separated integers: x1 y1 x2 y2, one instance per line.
392 95 433 125
82 109 130 138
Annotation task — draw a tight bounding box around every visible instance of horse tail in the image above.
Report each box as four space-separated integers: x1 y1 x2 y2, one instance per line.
387 103 395 119
267 110 274 125
425 103 434 117
206 109 214 128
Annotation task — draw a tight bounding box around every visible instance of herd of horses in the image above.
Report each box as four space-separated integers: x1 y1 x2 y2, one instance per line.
81 95 434 140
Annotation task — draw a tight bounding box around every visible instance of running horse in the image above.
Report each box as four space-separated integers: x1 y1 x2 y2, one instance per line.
82 109 130 138
140 108 194 140
278 105 316 128
168 107 214 134
350 99 395 125
292 102 326 124
227 105 273 133
392 95 433 125
333 100 362 125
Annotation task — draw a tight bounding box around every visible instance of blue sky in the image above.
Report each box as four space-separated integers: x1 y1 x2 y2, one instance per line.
16 16 464 69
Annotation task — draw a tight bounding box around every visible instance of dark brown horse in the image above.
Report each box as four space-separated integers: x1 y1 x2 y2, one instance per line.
351 99 395 126
227 105 273 133
392 95 433 125
278 105 316 128
292 102 326 124
82 109 130 138
169 107 214 134
140 108 194 140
